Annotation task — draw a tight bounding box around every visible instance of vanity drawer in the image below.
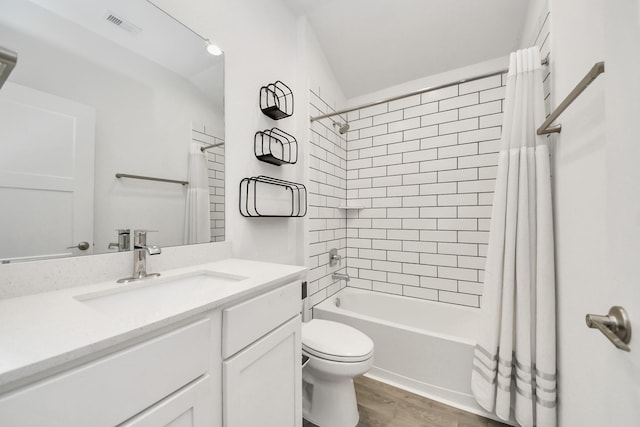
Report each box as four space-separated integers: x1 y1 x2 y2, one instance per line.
0 318 212 427
222 281 300 358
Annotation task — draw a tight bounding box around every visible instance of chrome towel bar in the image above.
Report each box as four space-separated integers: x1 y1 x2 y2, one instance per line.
115 173 188 186
0 46 17 90
537 61 605 135
200 142 224 152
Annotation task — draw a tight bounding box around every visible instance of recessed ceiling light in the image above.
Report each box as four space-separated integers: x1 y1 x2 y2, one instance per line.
206 40 222 56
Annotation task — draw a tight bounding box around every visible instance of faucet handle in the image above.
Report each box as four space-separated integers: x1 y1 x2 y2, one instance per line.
134 229 158 236
329 248 342 267
133 229 159 247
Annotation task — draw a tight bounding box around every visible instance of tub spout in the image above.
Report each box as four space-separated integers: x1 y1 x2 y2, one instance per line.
332 272 350 282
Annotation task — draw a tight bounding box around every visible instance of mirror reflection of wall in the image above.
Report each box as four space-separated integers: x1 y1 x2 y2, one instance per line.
0 0 225 263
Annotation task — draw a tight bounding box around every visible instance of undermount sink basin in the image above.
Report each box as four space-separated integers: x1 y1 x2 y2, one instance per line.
75 271 247 316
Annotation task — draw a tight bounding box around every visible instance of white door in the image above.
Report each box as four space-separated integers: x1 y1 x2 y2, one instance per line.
0 82 95 261
597 0 640 424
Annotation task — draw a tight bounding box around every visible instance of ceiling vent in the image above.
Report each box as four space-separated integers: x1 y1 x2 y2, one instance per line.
104 12 142 34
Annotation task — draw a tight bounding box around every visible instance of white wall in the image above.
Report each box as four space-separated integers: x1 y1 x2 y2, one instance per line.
304 18 346 112
520 0 550 49
150 0 308 266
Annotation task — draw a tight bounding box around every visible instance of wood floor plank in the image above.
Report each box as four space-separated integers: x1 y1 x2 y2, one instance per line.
303 375 510 427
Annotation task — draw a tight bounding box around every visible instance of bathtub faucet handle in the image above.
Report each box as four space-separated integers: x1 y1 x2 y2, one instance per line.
329 248 342 267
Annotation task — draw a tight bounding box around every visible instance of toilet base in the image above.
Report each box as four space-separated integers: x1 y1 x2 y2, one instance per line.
302 374 359 427
301 319 374 427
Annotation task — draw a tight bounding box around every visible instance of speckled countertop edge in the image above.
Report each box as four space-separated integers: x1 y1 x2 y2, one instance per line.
0 258 307 391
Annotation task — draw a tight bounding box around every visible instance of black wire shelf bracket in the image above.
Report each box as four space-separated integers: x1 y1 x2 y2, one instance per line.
239 176 307 217
254 128 298 166
260 80 294 120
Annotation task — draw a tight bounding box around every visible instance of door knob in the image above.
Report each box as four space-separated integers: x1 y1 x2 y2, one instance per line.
67 241 90 251
586 306 631 352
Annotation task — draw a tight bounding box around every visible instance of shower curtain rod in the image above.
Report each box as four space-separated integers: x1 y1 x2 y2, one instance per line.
310 56 549 123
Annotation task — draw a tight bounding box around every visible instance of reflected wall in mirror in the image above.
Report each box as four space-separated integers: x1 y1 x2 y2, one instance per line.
0 0 225 263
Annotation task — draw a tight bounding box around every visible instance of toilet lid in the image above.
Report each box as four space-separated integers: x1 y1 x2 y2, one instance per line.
302 319 374 362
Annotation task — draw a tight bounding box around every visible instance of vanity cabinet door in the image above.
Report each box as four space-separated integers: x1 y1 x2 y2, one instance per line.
222 281 300 358
223 316 301 427
120 375 214 427
0 319 213 427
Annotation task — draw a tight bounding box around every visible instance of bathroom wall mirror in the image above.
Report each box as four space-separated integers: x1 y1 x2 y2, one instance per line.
0 0 225 263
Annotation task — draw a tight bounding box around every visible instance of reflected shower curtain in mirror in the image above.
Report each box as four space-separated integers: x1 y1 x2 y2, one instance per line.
184 143 211 244
471 46 557 427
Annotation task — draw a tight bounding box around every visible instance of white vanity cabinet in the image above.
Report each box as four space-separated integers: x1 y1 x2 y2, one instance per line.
0 317 218 427
120 374 214 427
0 270 304 427
221 281 302 427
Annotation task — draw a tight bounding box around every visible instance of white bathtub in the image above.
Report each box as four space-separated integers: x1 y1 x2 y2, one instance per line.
313 287 511 423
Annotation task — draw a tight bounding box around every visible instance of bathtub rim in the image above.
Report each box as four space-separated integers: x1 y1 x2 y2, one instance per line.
313 287 480 346
313 287 516 426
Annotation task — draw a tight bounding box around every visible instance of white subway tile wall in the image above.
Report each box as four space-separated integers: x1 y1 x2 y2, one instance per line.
537 12 552 114
192 126 225 242
307 90 348 307
307 12 550 309
342 74 505 308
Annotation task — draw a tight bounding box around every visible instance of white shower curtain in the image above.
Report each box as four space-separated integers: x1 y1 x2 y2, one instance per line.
471 47 556 427
184 143 211 244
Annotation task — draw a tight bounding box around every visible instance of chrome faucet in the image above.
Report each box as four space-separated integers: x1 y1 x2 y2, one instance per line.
108 229 131 252
117 230 161 283
332 272 350 282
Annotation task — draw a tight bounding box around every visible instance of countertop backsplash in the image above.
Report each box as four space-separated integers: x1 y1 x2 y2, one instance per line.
0 241 233 300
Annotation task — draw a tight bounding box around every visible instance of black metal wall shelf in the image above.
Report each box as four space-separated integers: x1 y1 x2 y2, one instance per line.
260 81 294 120
254 128 298 166
239 176 307 217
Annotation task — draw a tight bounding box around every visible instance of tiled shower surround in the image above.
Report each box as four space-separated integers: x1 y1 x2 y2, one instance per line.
306 90 348 307
343 76 506 307
192 124 225 242
307 14 550 308
306 79 504 308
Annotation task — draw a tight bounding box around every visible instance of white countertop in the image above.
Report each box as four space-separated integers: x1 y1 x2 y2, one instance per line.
0 258 307 391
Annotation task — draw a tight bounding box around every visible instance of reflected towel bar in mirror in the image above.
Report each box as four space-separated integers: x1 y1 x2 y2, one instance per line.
115 173 188 186
201 142 225 152
0 45 17 90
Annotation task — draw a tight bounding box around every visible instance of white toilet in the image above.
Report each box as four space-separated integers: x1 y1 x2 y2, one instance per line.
301 319 374 427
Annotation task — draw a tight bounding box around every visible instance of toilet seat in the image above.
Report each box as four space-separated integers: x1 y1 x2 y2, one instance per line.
302 319 374 363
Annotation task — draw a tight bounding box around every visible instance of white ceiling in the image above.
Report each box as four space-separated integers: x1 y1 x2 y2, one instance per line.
284 0 529 98
7 0 223 106
27 0 221 80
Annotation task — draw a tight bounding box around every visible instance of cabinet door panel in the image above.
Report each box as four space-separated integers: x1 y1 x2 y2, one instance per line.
0 319 211 427
223 281 300 358
223 316 301 427
120 375 214 427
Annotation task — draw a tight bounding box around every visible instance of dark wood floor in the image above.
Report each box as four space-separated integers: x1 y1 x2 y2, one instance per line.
304 376 510 427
